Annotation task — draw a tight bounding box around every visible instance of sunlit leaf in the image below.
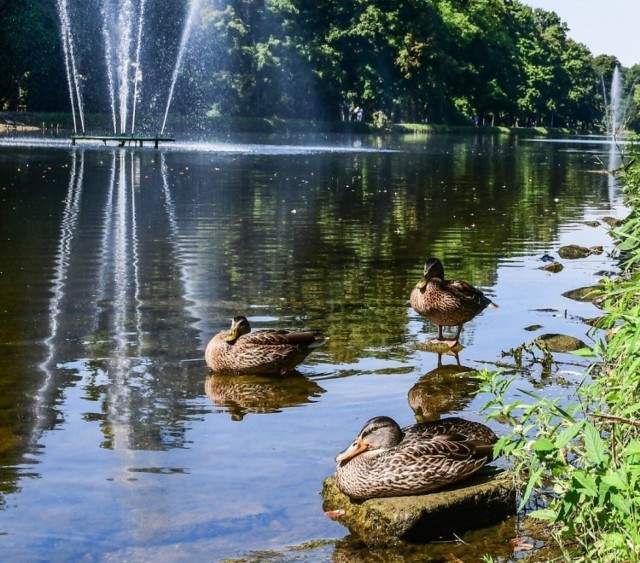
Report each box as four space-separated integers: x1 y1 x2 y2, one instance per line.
572 472 598 497
584 422 607 466
532 437 555 452
529 508 557 521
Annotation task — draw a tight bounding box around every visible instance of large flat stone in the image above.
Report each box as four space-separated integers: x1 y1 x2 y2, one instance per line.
322 469 516 546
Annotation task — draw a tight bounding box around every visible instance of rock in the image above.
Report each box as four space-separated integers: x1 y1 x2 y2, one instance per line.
584 220 601 227
601 216 622 227
534 333 588 352
540 261 563 273
557 244 591 259
562 285 602 302
524 324 543 331
589 246 604 255
322 469 516 546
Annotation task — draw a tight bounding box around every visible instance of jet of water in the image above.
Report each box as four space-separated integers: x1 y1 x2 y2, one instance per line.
56 0 85 134
161 0 202 135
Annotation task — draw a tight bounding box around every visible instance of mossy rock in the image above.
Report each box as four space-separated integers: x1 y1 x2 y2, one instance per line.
557 244 591 259
535 333 588 352
562 285 602 302
601 216 622 227
584 220 601 227
322 469 516 546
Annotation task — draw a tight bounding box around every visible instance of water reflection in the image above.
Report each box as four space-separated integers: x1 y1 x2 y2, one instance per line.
34 148 200 453
204 373 326 420
408 361 480 422
37 150 85 436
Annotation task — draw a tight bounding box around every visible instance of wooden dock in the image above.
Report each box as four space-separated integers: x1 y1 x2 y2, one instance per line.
70 133 175 149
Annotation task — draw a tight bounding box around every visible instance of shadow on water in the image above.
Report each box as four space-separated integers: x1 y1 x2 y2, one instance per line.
0 132 626 559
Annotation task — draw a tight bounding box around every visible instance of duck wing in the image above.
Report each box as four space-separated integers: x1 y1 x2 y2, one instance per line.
446 279 496 308
242 329 327 348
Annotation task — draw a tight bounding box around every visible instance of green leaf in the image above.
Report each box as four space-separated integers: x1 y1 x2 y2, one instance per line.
611 494 631 515
572 472 598 497
529 507 557 521
570 347 596 357
518 465 544 511
555 420 585 449
584 422 607 466
602 471 627 491
532 437 555 452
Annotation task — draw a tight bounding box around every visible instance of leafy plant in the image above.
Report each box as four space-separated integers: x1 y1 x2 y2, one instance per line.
479 137 640 560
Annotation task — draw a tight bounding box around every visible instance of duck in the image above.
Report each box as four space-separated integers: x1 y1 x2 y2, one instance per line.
334 416 498 500
410 257 498 347
205 315 328 376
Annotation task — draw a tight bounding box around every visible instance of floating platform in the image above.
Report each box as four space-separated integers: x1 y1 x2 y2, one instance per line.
70 133 175 149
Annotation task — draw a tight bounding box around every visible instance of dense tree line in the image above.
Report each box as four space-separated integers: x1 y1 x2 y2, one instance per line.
0 0 638 131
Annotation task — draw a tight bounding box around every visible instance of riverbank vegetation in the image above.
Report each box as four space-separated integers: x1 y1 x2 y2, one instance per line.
1 0 638 132
480 139 640 560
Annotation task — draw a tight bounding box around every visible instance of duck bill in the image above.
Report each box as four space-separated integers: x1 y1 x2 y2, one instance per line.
335 436 368 462
225 325 240 343
416 277 428 289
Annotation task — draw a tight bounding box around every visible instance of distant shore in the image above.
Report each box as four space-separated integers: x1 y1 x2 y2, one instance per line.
0 110 597 137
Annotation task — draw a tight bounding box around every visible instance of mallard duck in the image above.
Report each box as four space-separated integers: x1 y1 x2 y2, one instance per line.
205 316 328 376
334 416 498 500
410 257 498 347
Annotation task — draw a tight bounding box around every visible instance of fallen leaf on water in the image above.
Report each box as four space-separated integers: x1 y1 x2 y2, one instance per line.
324 509 346 519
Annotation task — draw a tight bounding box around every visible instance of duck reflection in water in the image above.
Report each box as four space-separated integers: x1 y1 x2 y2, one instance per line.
204 373 326 421
408 361 480 422
205 315 328 376
410 257 498 348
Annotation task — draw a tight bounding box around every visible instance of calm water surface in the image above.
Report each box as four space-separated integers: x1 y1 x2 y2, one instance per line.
0 132 625 561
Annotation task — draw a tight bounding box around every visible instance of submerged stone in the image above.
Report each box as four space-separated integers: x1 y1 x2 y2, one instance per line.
584 220 601 227
535 333 588 352
322 469 516 546
557 244 591 259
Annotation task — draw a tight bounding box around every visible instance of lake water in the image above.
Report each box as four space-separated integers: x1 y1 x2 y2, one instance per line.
0 132 625 561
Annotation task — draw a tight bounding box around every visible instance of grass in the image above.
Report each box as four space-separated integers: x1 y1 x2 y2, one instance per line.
479 135 640 561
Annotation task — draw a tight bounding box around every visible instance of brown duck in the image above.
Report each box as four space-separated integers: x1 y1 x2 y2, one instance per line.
205 316 328 376
334 416 498 499
410 257 498 347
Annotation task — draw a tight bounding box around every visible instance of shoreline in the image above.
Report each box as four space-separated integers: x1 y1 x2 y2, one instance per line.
0 110 598 137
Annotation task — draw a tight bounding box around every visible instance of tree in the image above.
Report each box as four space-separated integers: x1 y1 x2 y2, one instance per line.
0 0 66 111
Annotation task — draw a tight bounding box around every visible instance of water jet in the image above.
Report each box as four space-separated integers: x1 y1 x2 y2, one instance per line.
56 0 202 141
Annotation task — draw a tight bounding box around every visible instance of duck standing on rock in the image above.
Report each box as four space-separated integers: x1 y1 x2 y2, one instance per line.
410 257 498 347
334 416 498 500
205 315 328 376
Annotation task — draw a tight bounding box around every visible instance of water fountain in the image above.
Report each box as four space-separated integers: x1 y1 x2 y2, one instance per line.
603 65 635 139
605 66 623 138
56 0 202 146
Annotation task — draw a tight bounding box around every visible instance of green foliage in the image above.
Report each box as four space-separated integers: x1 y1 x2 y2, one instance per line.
0 0 635 129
